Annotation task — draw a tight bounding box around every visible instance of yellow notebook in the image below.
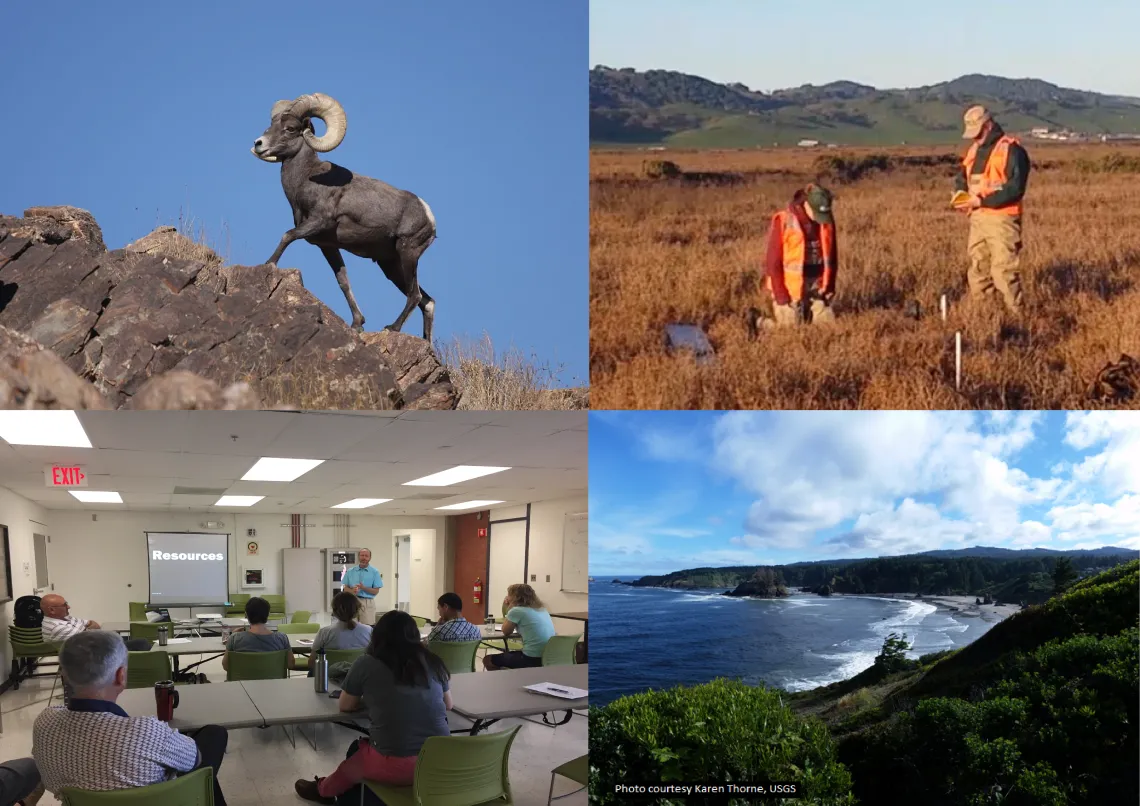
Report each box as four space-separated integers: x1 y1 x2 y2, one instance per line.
950 190 970 207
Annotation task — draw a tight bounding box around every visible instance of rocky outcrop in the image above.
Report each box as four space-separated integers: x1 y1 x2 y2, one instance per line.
0 207 459 410
724 569 790 599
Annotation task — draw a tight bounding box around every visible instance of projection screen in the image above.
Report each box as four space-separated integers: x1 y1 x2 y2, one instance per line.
146 531 230 606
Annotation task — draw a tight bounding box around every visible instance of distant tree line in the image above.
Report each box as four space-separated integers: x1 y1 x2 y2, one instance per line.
629 553 1136 606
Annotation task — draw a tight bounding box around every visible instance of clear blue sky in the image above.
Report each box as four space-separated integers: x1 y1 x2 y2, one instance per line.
1 1 586 385
590 411 1140 576
590 0 1140 97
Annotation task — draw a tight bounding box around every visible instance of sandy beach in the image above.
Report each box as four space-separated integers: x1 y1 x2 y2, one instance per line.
872 593 1023 624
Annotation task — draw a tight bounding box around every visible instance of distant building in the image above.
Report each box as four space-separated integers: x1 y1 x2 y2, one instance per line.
1030 127 1050 137
797 139 819 148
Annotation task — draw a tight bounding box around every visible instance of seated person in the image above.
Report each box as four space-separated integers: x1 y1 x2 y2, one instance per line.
0 757 43 805
294 610 452 805
31 631 229 805
41 593 150 651
483 583 556 671
423 592 481 644
308 591 372 674
222 596 295 672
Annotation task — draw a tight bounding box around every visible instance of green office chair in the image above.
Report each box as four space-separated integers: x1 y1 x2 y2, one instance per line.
59 766 214 805
428 640 481 674
7 626 61 690
126 651 173 690
324 648 365 666
541 635 581 667
411 615 432 628
225 594 250 618
129 622 163 642
290 610 312 623
363 726 520 806
128 602 149 621
262 594 286 621
547 755 588 805
225 649 289 681
277 623 320 635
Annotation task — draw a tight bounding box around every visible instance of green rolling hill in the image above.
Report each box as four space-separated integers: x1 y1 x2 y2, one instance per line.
590 67 1140 147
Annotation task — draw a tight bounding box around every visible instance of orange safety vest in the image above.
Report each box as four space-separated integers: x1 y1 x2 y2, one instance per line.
962 135 1023 216
765 209 835 302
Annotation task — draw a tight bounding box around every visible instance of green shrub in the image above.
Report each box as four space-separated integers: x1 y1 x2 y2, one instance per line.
589 678 855 805
1074 153 1140 174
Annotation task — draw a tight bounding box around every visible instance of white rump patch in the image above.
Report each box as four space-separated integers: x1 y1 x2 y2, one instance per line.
419 198 436 229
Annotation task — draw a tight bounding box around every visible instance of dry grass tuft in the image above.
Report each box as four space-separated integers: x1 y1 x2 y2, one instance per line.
438 333 586 410
590 143 1140 409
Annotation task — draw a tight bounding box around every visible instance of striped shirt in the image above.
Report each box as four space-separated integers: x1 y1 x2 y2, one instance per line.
32 699 199 793
41 615 88 643
425 616 481 643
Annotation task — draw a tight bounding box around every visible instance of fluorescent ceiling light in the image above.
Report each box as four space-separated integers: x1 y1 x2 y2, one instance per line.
435 500 504 511
0 412 92 448
241 457 325 482
332 498 393 509
69 491 122 504
404 466 511 486
215 495 264 507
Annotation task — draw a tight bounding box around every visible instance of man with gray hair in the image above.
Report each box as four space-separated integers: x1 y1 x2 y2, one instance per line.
31 631 229 805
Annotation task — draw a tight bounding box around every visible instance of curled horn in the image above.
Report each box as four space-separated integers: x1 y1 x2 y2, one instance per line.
270 99 293 119
290 93 347 153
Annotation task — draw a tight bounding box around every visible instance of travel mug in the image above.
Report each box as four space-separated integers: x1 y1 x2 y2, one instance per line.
155 680 179 721
158 625 168 646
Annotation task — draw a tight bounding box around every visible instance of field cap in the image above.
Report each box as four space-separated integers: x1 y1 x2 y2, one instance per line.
962 105 992 139
805 184 834 225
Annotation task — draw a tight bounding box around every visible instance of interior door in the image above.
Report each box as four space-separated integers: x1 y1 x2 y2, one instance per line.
394 535 412 612
33 533 50 594
409 532 435 619
488 520 526 619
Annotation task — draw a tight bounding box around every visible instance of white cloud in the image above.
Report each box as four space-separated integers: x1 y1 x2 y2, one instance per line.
1064 412 1140 494
825 498 978 556
651 528 712 539
711 411 1051 545
1047 495 1140 545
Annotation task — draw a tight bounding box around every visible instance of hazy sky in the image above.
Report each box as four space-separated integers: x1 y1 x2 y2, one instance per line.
590 0 1140 97
2 1 587 384
590 411 1140 576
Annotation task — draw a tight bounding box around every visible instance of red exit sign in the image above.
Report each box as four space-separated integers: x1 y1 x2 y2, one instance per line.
44 465 88 487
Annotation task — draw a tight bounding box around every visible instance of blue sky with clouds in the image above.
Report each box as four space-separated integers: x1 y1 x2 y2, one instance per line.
589 411 1140 576
590 0 1140 97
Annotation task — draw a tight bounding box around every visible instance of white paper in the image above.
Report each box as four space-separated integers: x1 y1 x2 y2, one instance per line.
162 637 193 645
524 682 587 700
297 638 314 645
196 613 223 620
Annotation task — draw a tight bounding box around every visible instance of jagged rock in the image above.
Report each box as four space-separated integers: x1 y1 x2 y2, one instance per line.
0 207 458 410
0 206 106 255
0 325 111 409
403 381 460 410
130 370 263 410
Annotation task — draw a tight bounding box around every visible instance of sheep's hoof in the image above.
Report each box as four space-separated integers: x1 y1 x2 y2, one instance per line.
351 324 365 333
381 323 402 334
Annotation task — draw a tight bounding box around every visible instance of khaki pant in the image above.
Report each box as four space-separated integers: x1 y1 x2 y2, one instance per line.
770 294 835 327
359 597 377 626
967 213 1023 311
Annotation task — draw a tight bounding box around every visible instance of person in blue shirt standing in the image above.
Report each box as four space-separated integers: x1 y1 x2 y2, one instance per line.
343 548 383 626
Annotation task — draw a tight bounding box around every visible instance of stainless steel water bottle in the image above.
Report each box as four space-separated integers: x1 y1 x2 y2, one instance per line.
314 648 328 693
158 625 168 646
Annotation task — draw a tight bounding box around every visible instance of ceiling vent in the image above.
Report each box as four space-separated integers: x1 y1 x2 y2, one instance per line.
172 486 229 496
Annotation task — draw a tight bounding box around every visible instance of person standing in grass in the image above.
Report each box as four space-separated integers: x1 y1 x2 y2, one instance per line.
762 184 839 327
953 105 1031 313
483 583 556 670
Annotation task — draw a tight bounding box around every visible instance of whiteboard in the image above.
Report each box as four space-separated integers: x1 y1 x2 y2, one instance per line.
560 512 588 593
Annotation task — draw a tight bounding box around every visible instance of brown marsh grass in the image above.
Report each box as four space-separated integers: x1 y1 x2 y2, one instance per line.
590 144 1140 409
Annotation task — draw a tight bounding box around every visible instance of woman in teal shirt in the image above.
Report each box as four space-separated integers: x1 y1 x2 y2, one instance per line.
483 583 556 670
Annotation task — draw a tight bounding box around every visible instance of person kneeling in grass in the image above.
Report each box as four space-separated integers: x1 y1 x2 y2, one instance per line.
483 583 556 671
294 610 452 805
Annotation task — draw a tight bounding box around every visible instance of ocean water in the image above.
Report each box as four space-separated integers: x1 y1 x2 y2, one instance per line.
590 578 999 707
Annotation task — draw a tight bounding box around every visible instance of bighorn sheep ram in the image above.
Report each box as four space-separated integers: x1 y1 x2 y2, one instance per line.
252 93 436 340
